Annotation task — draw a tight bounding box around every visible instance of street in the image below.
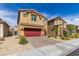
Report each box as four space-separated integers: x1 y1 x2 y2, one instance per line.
67 47 79 56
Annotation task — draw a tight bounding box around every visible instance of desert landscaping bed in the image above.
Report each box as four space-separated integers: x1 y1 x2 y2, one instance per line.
0 36 33 56
48 36 79 42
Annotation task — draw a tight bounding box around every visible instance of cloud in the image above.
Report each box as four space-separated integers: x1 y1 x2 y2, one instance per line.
0 10 17 27
63 15 79 25
49 14 60 20
41 12 52 19
41 12 60 20
71 18 79 25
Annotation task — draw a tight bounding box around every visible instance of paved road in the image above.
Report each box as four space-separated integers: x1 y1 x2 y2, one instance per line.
67 47 79 56
27 36 61 48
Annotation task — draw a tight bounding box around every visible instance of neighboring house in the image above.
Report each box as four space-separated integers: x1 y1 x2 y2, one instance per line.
48 17 67 36
0 18 10 38
9 27 14 36
9 26 18 36
17 9 47 36
14 26 18 35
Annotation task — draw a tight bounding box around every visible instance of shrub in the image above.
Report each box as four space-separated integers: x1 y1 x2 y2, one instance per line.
61 36 64 40
61 36 70 40
70 34 75 38
19 36 28 45
66 37 70 40
52 35 54 37
63 31 69 37
54 36 57 38
59 35 62 37
48 35 51 37
74 34 79 38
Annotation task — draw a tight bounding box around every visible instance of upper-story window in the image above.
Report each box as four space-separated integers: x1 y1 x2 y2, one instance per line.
31 14 37 21
23 12 27 17
44 18 47 21
48 22 53 25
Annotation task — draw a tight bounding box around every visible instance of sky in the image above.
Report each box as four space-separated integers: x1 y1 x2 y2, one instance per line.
0 3 79 27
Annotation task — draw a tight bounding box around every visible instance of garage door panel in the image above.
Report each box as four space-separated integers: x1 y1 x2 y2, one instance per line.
24 28 41 36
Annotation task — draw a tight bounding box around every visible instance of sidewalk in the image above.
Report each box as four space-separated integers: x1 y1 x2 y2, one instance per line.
7 38 79 56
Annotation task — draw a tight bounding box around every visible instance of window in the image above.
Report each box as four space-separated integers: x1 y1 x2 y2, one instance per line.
44 19 47 21
31 14 37 21
23 12 27 17
48 22 53 25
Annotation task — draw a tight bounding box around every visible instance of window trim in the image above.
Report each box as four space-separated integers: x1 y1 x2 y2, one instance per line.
23 12 27 17
31 14 37 21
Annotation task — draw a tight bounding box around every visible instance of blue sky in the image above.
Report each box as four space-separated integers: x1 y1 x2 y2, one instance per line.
0 3 79 27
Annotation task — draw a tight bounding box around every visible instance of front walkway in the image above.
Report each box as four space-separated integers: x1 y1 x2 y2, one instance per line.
26 36 61 48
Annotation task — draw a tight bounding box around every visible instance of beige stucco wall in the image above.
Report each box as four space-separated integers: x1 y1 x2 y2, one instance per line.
0 24 3 37
19 12 44 26
54 19 63 25
3 23 10 37
0 23 10 37
18 25 24 36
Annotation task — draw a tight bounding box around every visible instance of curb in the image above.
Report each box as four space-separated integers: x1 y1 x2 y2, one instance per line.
60 45 79 56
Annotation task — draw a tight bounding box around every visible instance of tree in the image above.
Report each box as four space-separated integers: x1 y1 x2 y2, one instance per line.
67 24 77 35
51 26 58 38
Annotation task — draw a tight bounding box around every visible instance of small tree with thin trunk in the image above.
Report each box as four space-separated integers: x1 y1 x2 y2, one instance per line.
67 24 77 38
51 26 58 38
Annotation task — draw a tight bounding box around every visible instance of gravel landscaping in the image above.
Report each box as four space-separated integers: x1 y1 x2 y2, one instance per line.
0 36 33 56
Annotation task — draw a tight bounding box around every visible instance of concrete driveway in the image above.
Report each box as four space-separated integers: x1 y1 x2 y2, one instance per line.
27 36 61 48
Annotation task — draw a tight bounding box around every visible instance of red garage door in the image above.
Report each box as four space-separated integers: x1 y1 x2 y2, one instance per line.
24 28 41 36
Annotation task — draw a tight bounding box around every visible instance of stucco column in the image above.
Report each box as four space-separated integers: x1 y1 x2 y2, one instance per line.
41 28 44 36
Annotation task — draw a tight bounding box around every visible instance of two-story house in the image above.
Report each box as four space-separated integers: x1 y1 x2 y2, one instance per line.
48 17 67 36
17 9 47 37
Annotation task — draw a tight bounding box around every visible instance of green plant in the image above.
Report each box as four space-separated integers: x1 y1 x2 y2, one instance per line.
52 35 54 37
63 31 69 37
19 36 28 45
54 35 57 38
67 24 77 35
69 34 75 38
61 36 64 40
48 35 51 37
51 26 58 38
74 34 79 38
59 35 62 37
61 36 70 40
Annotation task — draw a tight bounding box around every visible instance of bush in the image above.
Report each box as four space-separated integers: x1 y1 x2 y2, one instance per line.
70 34 75 38
74 34 79 38
61 36 70 40
54 36 57 38
19 36 28 45
63 31 69 37
52 35 57 38
48 35 51 37
52 35 54 37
